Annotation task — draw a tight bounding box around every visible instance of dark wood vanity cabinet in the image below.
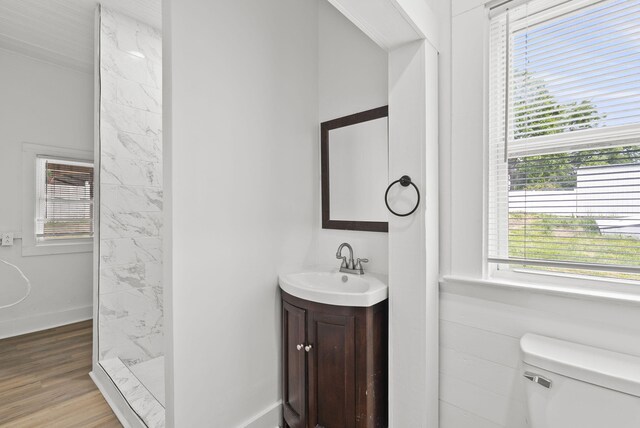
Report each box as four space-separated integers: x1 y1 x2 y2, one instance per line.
283 300 307 428
282 291 388 428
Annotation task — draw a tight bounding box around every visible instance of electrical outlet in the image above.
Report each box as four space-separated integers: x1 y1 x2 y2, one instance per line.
2 233 14 247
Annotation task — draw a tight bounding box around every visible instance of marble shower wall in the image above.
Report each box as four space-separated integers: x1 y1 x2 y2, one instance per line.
98 7 163 366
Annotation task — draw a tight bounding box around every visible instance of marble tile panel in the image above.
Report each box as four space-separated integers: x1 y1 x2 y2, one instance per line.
99 288 163 357
100 26 162 88
98 6 164 381
101 184 162 214
98 320 154 363
101 73 118 104
121 185 162 212
100 261 162 294
99 323 153 363
101 101 162 137
100 46 160 89
101 286 163 322
99 290 130 321
132 331 164 364
101 237 162 266
101 7 162 65
101 122 161 163
101 151 161 187
99 324 164 365
101 207 162 239
116 78 162 113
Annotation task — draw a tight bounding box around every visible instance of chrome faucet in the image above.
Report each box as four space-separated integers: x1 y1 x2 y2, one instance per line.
336 242 368 275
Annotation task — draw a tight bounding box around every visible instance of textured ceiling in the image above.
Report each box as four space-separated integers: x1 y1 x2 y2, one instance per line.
0 0 161 73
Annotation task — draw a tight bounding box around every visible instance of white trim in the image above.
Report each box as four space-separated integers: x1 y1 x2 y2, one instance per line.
326 0 440 52
454 1 490 17
483 5 493 280
161 2 174 426
489 257 640 275
492 261 640 289
508 124 640 157
327 0 393 51
390 0 441 51
507 0 596 29
485 0 640 280
22 240 93 256
92 5 103 417
240 401 282 428
511 266 640 287
441 274 640 305
0 305 92 339
487 0 528 16
21 143 94 257
487 0 586 19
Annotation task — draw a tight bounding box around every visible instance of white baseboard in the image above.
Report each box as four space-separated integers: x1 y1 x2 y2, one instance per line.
242 401 282 428
0 305 92 339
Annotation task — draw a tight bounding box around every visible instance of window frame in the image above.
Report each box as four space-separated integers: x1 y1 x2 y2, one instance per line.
22 143 94 256
484 0 640 285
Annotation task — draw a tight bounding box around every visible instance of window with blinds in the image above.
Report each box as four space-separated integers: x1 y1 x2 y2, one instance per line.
488 0 640 281
36 158 94 240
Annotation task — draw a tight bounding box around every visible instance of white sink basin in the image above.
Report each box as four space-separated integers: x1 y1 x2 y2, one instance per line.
279 269 388 307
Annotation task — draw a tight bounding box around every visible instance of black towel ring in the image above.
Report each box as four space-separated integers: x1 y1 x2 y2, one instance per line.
384 175 420 217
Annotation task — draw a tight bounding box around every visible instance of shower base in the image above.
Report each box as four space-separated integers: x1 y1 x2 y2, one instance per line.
100 357 165 428
130 356 166 406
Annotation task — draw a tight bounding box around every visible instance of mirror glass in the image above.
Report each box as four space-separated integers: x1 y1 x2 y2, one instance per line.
322 107 388 232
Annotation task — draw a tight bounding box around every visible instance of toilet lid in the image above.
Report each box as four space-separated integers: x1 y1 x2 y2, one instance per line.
521 334 640 398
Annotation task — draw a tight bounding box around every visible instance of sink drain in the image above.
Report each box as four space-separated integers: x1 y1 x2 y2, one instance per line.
342 275 348 283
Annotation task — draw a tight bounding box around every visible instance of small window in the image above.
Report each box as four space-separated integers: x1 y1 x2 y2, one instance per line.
488 0 640 281
36 158 94 241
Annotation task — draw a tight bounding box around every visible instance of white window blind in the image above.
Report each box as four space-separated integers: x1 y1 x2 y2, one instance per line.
488 0 640 280
36 158 94 240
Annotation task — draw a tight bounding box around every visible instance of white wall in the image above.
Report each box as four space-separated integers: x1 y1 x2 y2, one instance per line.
439 1 640 427
0 49 93 338
315 0 389 275
164 0 319 426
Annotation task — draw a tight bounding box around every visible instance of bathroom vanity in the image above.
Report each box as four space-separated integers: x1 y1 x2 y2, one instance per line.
280 286 388 428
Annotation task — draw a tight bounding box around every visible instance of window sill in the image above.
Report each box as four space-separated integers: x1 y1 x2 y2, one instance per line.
440 274 640 306
22 240 92 257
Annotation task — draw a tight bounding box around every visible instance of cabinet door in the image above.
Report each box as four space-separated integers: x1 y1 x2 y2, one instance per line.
283 302 307 428
307 311 356 428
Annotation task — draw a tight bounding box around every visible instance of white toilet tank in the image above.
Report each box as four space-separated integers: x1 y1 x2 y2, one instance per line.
521 334 640 428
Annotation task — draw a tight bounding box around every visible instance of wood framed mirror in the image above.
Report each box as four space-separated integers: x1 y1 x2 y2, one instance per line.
321 106 389 232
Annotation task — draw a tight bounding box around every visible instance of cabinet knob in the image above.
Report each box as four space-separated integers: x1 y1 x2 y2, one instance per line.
305 344 313 352
296 344 304 351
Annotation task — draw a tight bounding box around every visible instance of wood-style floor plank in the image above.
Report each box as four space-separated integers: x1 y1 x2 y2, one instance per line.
0 320 121 427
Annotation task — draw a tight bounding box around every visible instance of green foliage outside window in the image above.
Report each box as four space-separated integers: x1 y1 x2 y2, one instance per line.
507 73 640 191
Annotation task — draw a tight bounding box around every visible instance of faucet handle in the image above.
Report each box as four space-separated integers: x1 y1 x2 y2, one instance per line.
338 256 348 268
355 258 369 269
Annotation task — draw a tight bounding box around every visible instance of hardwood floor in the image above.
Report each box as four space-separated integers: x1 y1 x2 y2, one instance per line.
0 320 121 427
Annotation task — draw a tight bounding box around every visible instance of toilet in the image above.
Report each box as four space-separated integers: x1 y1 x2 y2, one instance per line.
521 333 640 428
